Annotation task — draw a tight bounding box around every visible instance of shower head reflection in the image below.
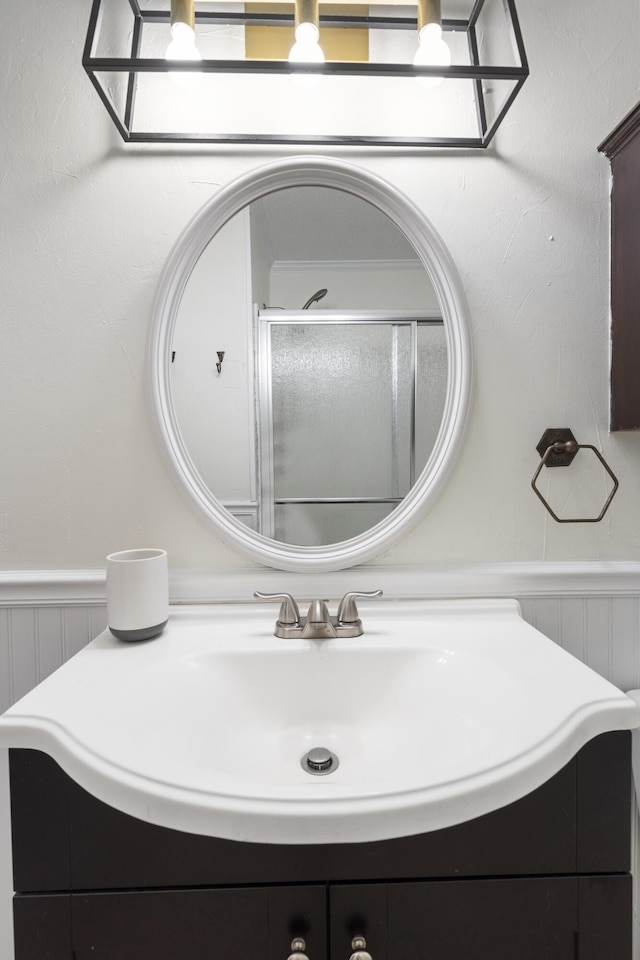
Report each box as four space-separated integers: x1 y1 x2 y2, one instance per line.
302 288 328 309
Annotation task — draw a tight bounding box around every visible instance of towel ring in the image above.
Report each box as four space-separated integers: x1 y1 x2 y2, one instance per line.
531 428 619 523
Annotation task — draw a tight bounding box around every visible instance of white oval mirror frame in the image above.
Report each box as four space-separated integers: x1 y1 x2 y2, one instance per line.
147 157 473 573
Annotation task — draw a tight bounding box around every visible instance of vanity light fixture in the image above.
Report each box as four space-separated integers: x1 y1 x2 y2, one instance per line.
82 0 528 148
413 0 450 88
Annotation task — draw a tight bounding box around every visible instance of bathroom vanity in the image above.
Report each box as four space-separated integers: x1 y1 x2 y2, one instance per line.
9 732 632 959
1 598 638 959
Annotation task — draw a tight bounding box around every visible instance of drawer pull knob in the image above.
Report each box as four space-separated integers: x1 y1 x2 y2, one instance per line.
350 936 373 960
287 937 310 960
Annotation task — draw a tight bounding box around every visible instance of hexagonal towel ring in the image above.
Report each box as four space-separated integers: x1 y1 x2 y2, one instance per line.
531 428 619 523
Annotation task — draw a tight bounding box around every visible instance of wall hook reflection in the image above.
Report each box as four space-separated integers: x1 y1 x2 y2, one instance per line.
216 351 225 374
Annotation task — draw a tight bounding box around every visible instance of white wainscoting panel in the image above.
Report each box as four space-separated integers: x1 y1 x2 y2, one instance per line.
519 594 640 692
0 605 107 716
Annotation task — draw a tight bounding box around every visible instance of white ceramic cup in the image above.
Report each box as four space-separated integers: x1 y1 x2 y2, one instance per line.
106 548 169 641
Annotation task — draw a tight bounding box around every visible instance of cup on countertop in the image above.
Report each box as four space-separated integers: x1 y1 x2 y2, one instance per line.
106 548 169 641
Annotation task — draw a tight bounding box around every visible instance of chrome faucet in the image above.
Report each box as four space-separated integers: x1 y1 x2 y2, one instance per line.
254 590 383 639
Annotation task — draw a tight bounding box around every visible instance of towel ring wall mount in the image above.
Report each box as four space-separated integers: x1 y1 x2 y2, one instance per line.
531 428 619 523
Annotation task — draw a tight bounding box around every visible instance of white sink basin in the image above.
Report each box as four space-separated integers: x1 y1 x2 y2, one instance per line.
0 598 637 844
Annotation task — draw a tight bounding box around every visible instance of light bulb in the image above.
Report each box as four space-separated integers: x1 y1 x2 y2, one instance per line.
413 22 450 89
166 21 202 89
289 22 325 64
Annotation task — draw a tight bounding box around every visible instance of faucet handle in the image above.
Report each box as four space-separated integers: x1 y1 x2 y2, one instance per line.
253 592 301 625
336 590 383 625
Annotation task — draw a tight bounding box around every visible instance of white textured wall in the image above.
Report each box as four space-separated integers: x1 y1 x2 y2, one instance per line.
1 0 640 571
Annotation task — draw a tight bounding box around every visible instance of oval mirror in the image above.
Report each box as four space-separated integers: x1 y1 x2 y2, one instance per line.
148 158 473 572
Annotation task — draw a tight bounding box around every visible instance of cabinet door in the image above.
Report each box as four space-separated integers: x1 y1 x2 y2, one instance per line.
72 884 326 960
330 878 579 960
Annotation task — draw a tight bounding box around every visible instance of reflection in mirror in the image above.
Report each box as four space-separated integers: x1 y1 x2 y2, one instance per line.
170 186 447 547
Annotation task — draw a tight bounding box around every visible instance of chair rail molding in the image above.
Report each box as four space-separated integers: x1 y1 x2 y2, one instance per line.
1 561 640 607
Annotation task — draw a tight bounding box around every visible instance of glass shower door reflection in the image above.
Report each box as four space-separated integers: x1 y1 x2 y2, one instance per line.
258 315 445 546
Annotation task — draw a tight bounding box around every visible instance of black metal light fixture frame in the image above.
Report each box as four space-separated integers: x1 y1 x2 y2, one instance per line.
83 0 528 148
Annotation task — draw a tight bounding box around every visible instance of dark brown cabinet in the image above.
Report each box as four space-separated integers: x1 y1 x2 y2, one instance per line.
599 101 640 431
12 879 608 960
9 733 633 959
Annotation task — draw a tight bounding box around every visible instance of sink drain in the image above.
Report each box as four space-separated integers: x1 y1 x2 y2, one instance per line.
301 747 339 776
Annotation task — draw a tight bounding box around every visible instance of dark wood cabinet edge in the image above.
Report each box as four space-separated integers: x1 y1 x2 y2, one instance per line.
599 100 640 432
578 874 633 960
598 99 640 158
13 893 72 960
9 749 73 894
576 731 632 874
